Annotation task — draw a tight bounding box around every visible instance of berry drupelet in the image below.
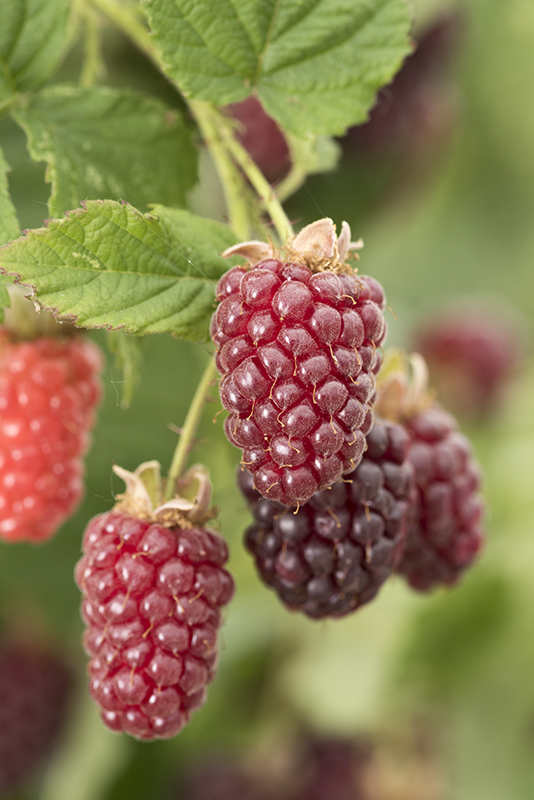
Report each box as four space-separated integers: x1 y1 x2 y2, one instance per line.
240 417 413 619
212 219 387 508
76 463 234 740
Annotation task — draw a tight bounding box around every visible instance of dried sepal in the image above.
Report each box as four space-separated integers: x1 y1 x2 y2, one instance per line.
291 218 337 261
222 218 363 274
112 461 216 528
156 464 215 526
112 461 160 520
222 240 275 264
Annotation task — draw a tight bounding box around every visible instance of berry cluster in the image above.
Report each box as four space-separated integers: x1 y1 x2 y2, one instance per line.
398 402 484 590
0 642 72 793
76 510 234 740
240 418 414 618
212 250 386 507
0 330 102 542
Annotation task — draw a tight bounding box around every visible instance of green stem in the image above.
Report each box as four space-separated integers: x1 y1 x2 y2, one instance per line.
164 356 218 502
88 0 158 61
191 100 254 241
216 112 294 242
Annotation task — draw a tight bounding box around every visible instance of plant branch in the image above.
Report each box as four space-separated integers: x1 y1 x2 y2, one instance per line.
216 112 294 242
164 356 218 502
190 100 255 241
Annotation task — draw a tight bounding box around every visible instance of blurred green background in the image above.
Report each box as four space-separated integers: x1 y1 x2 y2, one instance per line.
2 0 534 797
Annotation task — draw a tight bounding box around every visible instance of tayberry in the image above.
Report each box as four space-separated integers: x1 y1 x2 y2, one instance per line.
399 402 484 590
240 418 413 619
76 485 234 740
375 351 485 590
0 329 102 542
213 219 387 507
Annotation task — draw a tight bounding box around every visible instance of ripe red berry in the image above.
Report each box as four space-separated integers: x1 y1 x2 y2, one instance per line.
0 642 72 793
225 96 291 184
398 402 484 591
0 329 102 542
76 507 234 740
240 418 413 619
213 220 387 507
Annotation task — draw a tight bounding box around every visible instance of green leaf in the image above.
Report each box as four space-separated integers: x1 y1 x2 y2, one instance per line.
11 85 198 216
0 0 71 103
0 200 238 342
145 0 412 136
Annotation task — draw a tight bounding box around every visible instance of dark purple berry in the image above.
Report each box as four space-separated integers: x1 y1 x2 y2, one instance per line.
240 418 413 618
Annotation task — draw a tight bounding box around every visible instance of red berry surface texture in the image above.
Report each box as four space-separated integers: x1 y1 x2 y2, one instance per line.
0 330 102 542
376 352 485 591
240 417 413 619
0 642 72 793
76 464 234 740
212 219 387 507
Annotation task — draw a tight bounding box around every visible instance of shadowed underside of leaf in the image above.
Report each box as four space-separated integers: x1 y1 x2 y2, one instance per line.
0 201 238 342
145 0 412 136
